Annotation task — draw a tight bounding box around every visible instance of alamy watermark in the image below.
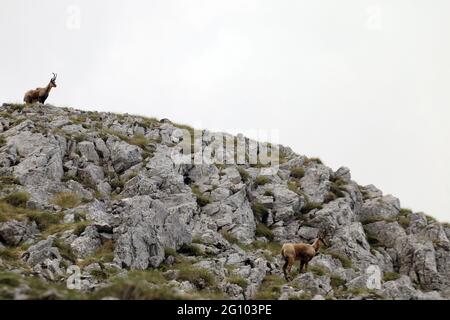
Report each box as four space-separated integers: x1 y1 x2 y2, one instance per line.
66 5 81 30
365 265 382 290
169 128 282 175
366 5 383 30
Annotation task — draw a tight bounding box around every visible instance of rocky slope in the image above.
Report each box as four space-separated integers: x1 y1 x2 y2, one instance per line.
0 103 449 300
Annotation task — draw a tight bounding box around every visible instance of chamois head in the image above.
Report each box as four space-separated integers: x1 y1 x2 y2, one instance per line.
50 73 58 88
316 230 329 247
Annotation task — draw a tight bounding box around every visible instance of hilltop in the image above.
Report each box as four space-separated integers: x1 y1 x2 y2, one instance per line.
0 103 449 300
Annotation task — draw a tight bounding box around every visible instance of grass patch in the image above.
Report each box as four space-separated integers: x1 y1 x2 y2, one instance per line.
383 272 401 282
251 241 282 256
254 275 285 300
52 192 81 209
2 192 30 207
164 247 178 258
330 274 346 289
309 265 327 277
93 270 182 300
397 215 410 229
0 247 21 261
191 186 212 207
43 220 90 237
301 202 323 214
177 268 215 289
304 157 323 165
263 190 274 197
329 182 346 198
254 176 271 187
228 276 248 290
0 136 6 148
127 134 149 148
290 167 305 179
287 181 303 196
325 251 352 269
0 176 20 189
324 192 337 203
54 239 77 263
179 243 204 257
25 211 63 231
237 167 250 183
252 202 269 224
0 199 63 231
77 240 115 268
220 230 240 245
255 223 274 241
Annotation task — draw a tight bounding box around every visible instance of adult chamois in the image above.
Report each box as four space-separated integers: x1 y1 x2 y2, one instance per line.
24 73 58 104
281 231 329 281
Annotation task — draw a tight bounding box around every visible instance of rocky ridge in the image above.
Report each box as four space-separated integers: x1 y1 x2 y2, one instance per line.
0 103 449 300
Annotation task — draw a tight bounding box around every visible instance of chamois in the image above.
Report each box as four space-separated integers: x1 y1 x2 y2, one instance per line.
281 231 328 281
24 73 57 104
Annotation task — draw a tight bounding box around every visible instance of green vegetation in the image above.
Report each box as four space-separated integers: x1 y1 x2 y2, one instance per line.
220 230 240 245
255 223 274 241
93 270 182 300
288 292 313 300
254 275 285 300
54 239 77 263
329 182 346 198
330 274 346 289
287 180 302 196
290 167 305 179
326 250 352 269
2 191 30 207
0 192 67 232
176 267 215 289
179 243 204 257
42 220 90 238
254 176 271 186
164 247 178 258
324 192 337 203
227 276 248 290
383 272 401 282
0 176 20 191
52 192 81 209
191 185 212 207
237 167 250 183
78 240 115 268
250 241 282 255
304 157 323 165
127 134 149 148
26 211 63 231
309 265 327 277
0 271 84 300
252 202 269 224
0 136 6 148
301 202 323 214
366 234 382 248
263 190 274 197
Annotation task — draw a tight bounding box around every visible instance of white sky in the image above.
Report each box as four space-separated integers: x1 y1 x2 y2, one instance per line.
1 0 449 222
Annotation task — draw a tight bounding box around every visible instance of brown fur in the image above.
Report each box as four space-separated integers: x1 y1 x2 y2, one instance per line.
24 73 57 104
281 234 328 281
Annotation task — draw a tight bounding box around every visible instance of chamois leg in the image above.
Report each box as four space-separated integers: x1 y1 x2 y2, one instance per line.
282 259 289 281
300 261 305 273
286 256 295 281
304 261 309 273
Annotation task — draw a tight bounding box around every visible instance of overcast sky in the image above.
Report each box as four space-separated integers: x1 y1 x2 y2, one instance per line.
1 0 449 222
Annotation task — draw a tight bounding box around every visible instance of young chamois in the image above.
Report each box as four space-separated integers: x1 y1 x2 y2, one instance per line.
24 73 57 104
281 231 328 281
